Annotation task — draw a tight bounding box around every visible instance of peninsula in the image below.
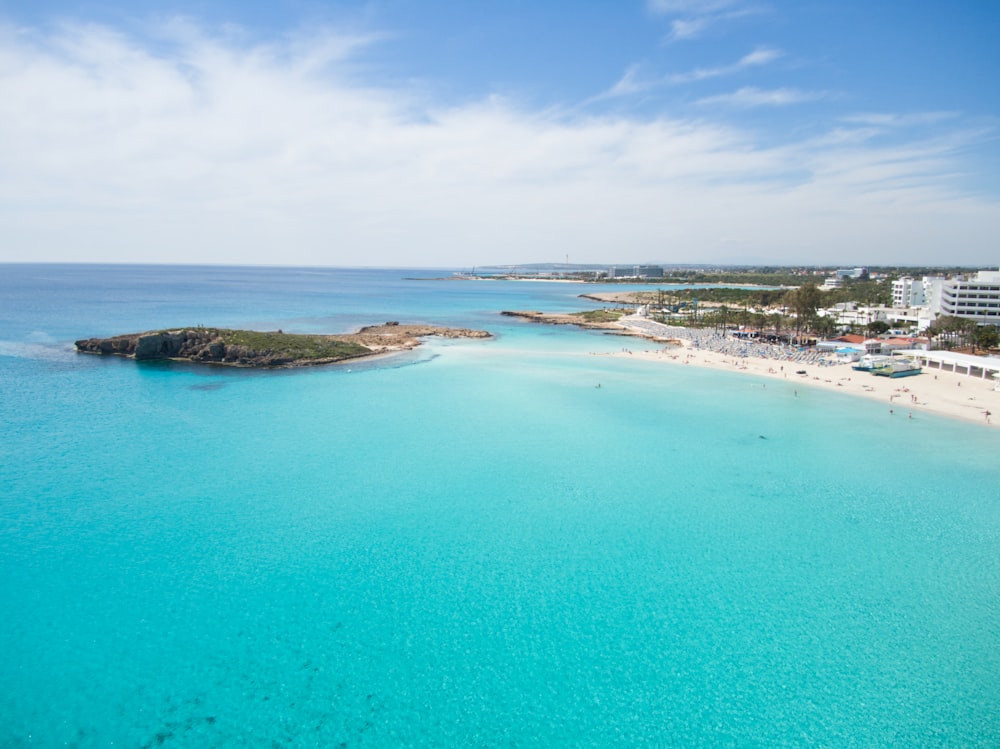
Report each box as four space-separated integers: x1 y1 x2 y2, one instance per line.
501 309 634 332
75 323 491 368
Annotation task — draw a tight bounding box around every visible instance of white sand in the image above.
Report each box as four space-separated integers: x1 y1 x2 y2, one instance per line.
602 339 1000 429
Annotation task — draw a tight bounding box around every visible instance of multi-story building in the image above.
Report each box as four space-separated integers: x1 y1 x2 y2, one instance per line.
891 277 927 308
922 276 946 316
938 269 1000 324
607 265 664 279
835 267 869 279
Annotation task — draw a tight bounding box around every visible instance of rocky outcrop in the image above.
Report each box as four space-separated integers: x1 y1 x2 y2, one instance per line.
77 329 241 362
351 323 491 349
501 310 626 330
134 331 189 359
75 323 492 368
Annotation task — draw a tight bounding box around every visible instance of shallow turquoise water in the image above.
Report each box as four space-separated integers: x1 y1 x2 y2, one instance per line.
1 266 998 746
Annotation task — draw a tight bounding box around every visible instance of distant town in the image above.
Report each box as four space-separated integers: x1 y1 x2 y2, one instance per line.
458 264 1000 353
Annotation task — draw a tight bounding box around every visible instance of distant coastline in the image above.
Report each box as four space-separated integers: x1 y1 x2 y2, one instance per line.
422 274 786 289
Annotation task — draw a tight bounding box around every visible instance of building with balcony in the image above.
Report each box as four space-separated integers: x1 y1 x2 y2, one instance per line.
939 269 1000 324
892 277 927 308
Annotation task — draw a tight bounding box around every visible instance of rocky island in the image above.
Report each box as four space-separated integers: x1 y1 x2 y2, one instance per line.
75 323 491 368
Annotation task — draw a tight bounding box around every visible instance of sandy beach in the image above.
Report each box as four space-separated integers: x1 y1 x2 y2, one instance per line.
601 317 1000 429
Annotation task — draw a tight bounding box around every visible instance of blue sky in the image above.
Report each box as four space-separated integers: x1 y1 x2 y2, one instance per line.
1 0 998 267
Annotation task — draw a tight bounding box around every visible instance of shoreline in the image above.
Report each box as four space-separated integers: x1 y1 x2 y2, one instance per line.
607 345 1000 428
501 310 999 429
444 275 787 289
601 325 1000 429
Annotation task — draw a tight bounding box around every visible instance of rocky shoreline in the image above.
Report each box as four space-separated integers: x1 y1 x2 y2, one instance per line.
503 310 689 345
75 323 491 368
501 310 626 330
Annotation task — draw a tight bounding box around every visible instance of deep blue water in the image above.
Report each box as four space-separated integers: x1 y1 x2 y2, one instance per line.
1 264 998 747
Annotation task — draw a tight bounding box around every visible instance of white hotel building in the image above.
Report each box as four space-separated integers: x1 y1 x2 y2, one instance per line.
891 276 927 307
938 269 1000 324
891 269 1000 327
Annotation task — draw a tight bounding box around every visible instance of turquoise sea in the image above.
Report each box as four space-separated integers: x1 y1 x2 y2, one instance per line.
1 265 998 747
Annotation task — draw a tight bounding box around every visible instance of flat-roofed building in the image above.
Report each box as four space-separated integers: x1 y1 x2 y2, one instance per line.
607 265 664 279
923 276 946 316
835 267 869 279
892 277 927 307
899 349 1000 383
939 269 1000 324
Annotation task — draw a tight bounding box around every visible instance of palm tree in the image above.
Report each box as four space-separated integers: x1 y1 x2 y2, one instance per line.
815 315 837 340
770 311 784 342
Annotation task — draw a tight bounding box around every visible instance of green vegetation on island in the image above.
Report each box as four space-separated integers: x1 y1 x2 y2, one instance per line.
204 328 369 360
571 309 628 323
75 323 492 367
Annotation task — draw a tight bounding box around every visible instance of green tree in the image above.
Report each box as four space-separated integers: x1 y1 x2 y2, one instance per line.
975 325 1000 350
927 315 968 350
769 311 784 340
785 283 822 342
814 315 838 339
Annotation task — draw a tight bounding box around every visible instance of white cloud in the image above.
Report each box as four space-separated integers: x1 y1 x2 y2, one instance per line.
661 6 765 43
0 21 996 267
592 45 783 104
697 86 823 107
604 64 647 98
652 0 764 43
841 111 961 128
666 46 781 83
738 47 781 66
667 18 710 41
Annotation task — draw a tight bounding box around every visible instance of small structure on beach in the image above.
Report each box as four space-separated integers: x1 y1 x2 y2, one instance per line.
900 350 1000 382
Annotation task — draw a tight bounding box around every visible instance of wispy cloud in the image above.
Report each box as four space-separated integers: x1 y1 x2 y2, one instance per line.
0 20 995 266
666 46 781 83
590 46 780 102
666 17 710 42
697 86 823 107
740 47 781 66
841 112 961 128
605 64 646 98
663 7 765 43
650 0 765 43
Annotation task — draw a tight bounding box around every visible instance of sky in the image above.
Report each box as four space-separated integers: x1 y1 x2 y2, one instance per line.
0 0 998 268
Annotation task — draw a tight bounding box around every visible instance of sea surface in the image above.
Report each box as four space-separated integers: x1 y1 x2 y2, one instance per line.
1 264 998 747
